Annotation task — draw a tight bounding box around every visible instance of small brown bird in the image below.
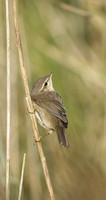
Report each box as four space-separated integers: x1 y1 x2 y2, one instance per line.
31 72 69 148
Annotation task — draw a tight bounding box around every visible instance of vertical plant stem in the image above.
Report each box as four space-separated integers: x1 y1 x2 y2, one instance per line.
6 0 11 200
12 0 55 199
18 153 26 200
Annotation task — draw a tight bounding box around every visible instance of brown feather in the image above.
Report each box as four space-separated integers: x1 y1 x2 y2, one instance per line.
31 91 68 126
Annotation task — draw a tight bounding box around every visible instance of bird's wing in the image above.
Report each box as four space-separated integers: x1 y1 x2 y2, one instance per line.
31 91 68 125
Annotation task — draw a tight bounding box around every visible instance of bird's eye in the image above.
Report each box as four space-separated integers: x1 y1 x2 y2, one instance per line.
44 82 48 87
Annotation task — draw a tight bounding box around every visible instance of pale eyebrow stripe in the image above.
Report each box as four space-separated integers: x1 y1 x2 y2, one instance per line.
39 78 49 92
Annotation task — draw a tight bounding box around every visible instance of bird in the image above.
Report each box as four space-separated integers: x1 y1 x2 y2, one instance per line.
30 72 69 148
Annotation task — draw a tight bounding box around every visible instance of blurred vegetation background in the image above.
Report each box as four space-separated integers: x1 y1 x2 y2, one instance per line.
0 0 106 199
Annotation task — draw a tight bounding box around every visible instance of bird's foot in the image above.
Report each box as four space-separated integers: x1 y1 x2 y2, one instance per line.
34 130 54 144
33 135 42 143
27 107 35 114
42 130 54 138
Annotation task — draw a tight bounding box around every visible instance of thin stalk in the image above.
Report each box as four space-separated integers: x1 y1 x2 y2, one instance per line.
12 0 55 199
18 153 26 200
59 2 93 17
6 0 11 200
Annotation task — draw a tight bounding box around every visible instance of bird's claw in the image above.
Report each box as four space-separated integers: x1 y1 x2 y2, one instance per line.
33 131 54 144
27 107 35 114
34 136 42 143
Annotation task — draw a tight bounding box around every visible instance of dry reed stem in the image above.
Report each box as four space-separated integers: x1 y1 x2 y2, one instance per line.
18 153 26 200
12 0 55 199
60 2 93 17
6 0 11 199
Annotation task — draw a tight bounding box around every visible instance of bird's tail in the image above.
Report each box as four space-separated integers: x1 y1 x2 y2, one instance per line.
56 126 69 148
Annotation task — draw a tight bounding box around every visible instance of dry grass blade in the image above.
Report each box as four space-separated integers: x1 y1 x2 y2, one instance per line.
6 0 11 199
60 2 93 17
18 153 26 200
12 0 55 199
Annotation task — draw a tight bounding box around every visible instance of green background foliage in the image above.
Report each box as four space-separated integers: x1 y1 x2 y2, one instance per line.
0 0 106 199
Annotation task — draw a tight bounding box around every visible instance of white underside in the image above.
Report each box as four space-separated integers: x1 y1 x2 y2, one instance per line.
35 111 48 129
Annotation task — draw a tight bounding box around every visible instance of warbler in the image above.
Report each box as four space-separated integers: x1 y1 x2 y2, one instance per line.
31 72 69 148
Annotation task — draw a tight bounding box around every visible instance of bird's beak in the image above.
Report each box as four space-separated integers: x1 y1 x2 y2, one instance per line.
49 71 54 79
